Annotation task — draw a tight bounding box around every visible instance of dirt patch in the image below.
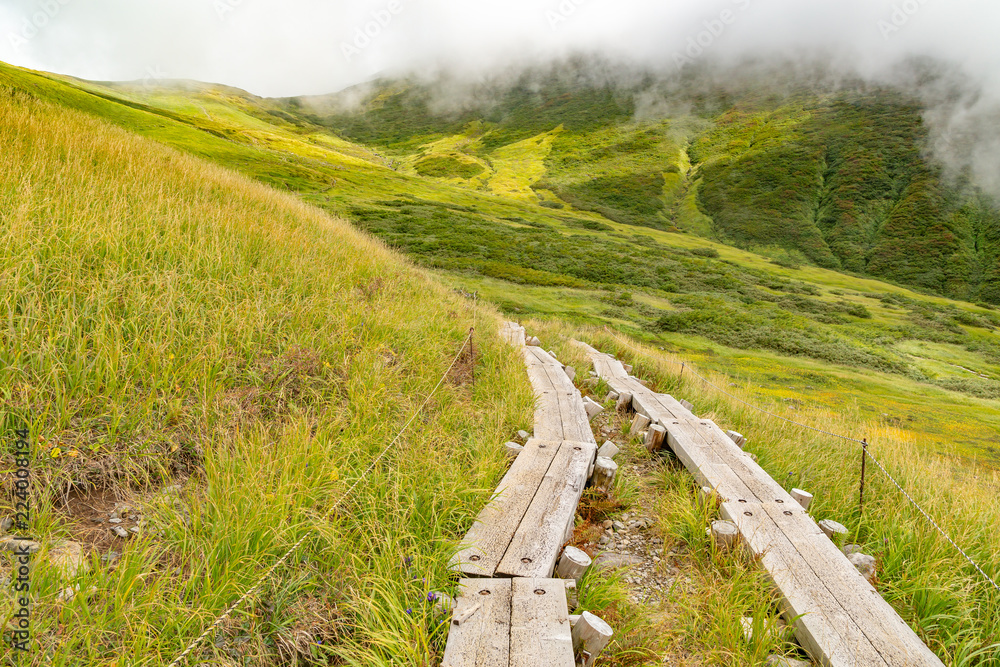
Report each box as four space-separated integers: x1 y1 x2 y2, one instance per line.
57 485 136 554
447 337 476 388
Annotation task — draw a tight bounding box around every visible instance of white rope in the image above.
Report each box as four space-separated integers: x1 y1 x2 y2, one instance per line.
167 330 474 666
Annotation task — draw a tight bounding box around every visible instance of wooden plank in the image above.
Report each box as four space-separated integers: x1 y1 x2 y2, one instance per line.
451 439 561 576
760 502 943 665
501 321 526 347
509 578 575 667
723 500 889 666
441 578 512 667
497 440 598 578
556 391 596 444
577 339 944 667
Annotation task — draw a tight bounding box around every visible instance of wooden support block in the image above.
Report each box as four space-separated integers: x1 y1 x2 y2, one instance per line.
629 413 651 436
819 519 848 541
564 580 578 610
679 399 694 412
548 350 558 359
622 363 633 373
583 396 604 420
709 520 739 550
509 578 575 667
591 457 618 493
644 423 667 452
569 614 581 626
597 440 619 459
556 545 592 581
563 365 576 382
790 488 813 510
615 391 633 413
526 336 541 347
504 441 524 459
571 611 614 667
605 390 620 402
726 430 746 448
441 579 511 667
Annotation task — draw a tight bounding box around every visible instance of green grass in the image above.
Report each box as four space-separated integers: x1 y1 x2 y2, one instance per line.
0 82 534 665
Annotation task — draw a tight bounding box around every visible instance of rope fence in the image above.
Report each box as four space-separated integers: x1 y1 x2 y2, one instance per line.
167 328 475 666
604 328 1000 594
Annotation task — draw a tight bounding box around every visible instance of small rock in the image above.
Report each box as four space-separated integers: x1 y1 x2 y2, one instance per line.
46 540 88 579
849 553 877 582
129 526 141 535
599 535 610 545
517 430 530 441
612 521 625 532
0 537 41 553
112 526 129 539
101 551 120 564
842 544 862 556
766 656 811 667
109 518 123 525
741 616 754 642
0 516 12 533
602 519 613 529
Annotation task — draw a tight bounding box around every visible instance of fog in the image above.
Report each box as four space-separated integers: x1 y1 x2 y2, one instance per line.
2 0 998 191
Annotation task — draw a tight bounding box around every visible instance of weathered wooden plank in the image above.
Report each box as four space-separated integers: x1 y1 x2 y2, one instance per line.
501 321 527 347
578 339 944 667
759 502 943 665
441 578 512 667
451 439 561 576
724 500 889 666
556 391 596 444
497 440 598 578
509 578 575 667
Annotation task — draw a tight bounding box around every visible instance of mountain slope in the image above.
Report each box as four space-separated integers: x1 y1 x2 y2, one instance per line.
0 76 533 666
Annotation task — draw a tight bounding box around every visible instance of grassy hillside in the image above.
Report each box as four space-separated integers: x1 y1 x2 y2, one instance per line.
0 80 537 665
5 60 1000 464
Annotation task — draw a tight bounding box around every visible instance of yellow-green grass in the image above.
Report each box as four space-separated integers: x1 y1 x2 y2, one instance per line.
0 86 536 665
535 319 1000 664
486 128 561 200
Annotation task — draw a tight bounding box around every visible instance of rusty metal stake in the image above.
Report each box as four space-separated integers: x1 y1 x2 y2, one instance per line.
859 438 868 516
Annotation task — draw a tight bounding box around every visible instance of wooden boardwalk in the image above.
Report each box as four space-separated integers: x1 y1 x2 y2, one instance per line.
574 340 943 667
443 323 598 665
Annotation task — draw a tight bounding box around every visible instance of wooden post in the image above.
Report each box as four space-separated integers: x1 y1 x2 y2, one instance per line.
556 546 592 581
571 611 614 667
583 396 604 421
644 424 666 452
819 519 848 542
622 363 633 373
679 399 694 412
605 390 620 402
563 365 576 382
615 391 633 413
709 520 739 549
629 413 651 437
790 488 813 510
591 457 618 493
726 430 746 448
597 441 619 459
526 336 541 347
696 486 715 510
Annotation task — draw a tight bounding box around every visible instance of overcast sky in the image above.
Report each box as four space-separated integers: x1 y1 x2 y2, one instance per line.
0 0 995 98
3 0 998 191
